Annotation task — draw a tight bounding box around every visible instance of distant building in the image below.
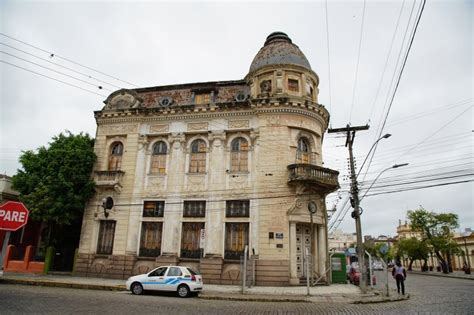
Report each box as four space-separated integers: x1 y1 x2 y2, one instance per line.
75 32 340 285
452 229 473 272
328 229 357 251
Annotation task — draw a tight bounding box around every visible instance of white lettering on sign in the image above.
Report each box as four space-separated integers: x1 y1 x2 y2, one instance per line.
0 210 27 222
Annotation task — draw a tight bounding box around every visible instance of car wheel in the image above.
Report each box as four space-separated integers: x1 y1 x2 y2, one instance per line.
177 284 190 298
131 282 143 295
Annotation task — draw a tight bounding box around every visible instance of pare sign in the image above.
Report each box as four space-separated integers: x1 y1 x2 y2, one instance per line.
0 201 30 231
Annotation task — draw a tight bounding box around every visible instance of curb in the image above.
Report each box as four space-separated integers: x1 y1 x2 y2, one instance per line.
409 271 474 281
0 277 409 304
0 278 126 291
199 294 310 303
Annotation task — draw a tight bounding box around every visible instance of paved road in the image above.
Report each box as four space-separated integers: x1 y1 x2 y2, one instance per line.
0 273 472 314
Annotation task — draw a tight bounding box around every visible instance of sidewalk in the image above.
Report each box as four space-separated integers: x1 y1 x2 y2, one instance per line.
409 270 474 280
0 271 408 304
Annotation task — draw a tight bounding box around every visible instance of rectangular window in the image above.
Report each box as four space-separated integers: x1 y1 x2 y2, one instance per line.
194 93 210 105
143 201 165 217
183 201 206 217
97 221 116 255
190 152 206 173
225 223 249 260
226 200 250 217
139 222 162 257
151 154 167 174
288 79 299 92
181 222 204 258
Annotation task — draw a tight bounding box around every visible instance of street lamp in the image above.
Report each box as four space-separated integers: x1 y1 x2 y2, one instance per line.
463 231 471 274
360 163 409 201
356 133 391 178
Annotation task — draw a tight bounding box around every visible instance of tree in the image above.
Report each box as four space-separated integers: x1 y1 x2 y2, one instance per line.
12 131 96 246
407 207 459 273
396 237 429 271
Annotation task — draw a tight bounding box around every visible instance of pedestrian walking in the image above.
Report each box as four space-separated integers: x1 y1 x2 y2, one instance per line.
392 261 407 295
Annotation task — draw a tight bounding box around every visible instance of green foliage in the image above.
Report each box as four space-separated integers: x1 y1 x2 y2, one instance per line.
396 237 429 262
407 207 460 272
364 242 394 263
12 131 96 226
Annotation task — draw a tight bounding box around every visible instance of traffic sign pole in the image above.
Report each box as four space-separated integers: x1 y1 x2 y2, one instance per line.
1 231 11 271
0 201 30 272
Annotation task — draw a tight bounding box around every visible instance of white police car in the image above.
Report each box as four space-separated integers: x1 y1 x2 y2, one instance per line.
126 266 203 297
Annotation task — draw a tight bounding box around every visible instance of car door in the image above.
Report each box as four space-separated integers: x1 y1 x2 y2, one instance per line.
163 267 183 291
143 267 168 291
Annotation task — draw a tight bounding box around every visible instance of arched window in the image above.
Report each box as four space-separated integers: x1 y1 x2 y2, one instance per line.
230 137 249 172
108 142 123 171
189 139 206 173
151 141 167 174
296 138 311 164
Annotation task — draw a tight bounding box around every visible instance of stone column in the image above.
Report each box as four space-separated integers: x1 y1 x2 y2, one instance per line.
289 222 299 285
205 132 226 256
318 223 326 278
161 133 186 256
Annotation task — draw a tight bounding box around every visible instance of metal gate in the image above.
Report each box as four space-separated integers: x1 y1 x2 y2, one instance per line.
296 224 311 278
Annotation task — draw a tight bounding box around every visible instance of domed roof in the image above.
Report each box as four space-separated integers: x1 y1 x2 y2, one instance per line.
249 32 312 74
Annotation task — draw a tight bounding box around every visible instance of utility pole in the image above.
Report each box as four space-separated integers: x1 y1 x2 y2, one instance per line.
328 124 369 293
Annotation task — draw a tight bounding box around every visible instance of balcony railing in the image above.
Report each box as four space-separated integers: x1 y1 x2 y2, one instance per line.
94 170 124 188
287 164 339 193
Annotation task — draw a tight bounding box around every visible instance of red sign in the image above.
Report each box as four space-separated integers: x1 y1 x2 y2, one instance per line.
0 201 29 231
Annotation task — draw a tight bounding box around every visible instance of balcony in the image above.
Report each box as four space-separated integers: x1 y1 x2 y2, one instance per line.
287 164 339 193
94 170 124 192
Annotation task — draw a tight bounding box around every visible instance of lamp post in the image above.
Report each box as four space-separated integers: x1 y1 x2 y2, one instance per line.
360 163 409 201
356 133 391 178
463 232 471 274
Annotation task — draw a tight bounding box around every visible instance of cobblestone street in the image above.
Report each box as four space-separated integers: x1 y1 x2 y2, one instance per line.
0 273 472 314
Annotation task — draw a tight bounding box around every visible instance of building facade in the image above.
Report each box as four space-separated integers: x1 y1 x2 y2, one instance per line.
75 32 339 285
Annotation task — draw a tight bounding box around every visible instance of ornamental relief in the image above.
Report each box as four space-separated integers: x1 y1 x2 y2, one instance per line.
228 120 250 129
228 175 248 191
149 124 169 133
187 122 208 131
146 177 165 195
265 115 280 126
187 175 206 192
99 124 138 135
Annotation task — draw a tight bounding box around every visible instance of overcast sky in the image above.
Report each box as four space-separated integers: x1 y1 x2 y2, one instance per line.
1 0 472 237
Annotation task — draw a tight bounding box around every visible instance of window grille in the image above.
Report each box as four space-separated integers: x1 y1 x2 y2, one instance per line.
226 200 250 217
143 201 164 217
181 222 204 258
139 222 162 257
97 221 116 255
183 201 206 217
224 223 249 260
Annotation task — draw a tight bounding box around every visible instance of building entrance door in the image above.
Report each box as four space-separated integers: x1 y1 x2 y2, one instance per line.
295 224 311 278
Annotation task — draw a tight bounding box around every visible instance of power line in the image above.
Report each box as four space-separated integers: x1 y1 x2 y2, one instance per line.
0 42 123 90
325 0 333 122
363 0 426 182
1 60 106 97
348 0 367 123
1 51 113 92
364 179 473 197
0 32 139 87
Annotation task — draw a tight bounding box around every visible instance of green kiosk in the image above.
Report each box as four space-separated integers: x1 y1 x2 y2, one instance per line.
331 252 347 284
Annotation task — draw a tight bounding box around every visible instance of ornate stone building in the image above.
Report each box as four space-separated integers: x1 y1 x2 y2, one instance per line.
75 32 339 285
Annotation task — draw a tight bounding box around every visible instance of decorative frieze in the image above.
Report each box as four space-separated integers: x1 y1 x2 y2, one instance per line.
149 124 169 133
99 124 138 135
228 120 250 129
187 122 208 131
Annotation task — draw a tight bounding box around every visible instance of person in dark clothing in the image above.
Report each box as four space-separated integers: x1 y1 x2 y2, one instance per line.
392 261 407 295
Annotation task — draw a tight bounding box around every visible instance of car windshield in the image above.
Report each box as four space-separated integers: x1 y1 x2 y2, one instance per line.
187 268 200 275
